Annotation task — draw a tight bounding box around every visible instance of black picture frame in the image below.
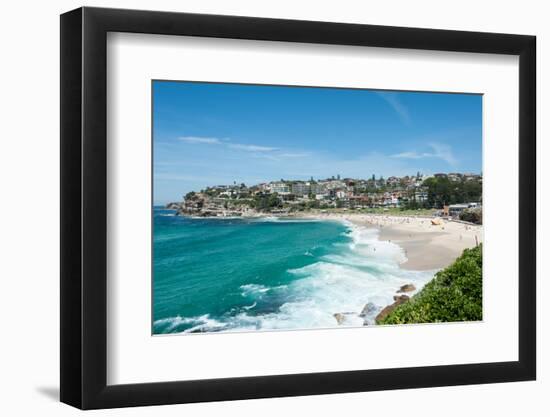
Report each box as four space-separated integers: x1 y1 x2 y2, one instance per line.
60 6 536 410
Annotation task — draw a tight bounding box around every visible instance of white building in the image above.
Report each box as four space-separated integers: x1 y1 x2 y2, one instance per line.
291 182 310 196
335 190 347 199
269 182 291 195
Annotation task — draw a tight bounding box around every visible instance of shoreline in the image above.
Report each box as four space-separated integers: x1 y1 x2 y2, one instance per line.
292 212 483 271
164 208 483 271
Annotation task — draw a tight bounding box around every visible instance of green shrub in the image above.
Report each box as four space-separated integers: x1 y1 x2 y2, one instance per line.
379 245 482 324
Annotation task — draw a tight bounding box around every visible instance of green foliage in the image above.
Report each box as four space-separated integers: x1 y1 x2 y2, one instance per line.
252 193 282 211
307 200 320 209
422 177 482 208
232 198 255 206
184 191 196 200
203 188 218 197
379 245 482 324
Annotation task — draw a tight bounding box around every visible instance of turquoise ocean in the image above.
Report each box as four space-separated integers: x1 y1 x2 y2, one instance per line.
153 207 435 334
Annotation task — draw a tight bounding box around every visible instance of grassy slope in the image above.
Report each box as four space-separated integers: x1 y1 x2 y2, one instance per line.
379 244 483 325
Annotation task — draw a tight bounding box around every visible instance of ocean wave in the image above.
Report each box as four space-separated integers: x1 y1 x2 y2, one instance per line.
153 314 229 333
158 266 434 334
240 283 270 297
156 221 436 334
235 222 434 330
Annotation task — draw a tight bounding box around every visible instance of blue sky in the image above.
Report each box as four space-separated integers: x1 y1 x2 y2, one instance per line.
153 81 482 204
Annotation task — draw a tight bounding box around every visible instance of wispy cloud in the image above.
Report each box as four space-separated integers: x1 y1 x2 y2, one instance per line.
179 136 222 144
179 135 278 153
391 151 426 159
376 92 411 125
278 152 311 158
228 144 278 152
391 143 458 166
428 143 458 166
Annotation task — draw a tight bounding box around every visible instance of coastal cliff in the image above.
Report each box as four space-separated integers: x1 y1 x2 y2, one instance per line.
167 192 266 218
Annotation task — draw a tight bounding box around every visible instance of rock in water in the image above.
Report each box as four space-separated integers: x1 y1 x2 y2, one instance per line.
376 295 410 323
359 302 377 318
333 312 357 325
333 313 345 325
397 284 416 293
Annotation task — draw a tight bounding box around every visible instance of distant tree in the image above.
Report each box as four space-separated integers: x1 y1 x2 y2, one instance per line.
403 196 419 210
307 200 320 209
422 177 482 208
252 193 282 212
204 188 217 197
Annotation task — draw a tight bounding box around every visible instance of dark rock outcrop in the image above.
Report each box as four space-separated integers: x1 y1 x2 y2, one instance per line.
333 313 345 325
333 312 356 325
376 295 410 323
359 302 377 318
397 283 416 293
165 202 181 210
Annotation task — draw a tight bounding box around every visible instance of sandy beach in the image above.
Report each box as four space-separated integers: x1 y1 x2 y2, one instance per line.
296 212 483 271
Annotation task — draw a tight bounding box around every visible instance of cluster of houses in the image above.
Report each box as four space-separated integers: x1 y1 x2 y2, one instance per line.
256 176 421 209
174 173 482 217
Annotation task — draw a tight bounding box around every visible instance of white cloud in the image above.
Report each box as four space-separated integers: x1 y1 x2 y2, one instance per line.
376 92 411 125
228 144 278 152
390 143 458 166
278 152 310 158
391 151 425 159
179 135 278 153
428 143 458 166
179 136 222 144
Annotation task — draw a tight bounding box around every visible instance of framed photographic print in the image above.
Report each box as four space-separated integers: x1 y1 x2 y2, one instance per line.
60 6 536 409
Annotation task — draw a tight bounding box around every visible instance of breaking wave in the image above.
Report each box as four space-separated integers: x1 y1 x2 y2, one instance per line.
153 220 436 334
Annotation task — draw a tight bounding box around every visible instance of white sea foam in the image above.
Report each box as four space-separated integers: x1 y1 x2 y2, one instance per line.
159 221 437 333
153 314 229 333
154 315 208 332
240 283 270 297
